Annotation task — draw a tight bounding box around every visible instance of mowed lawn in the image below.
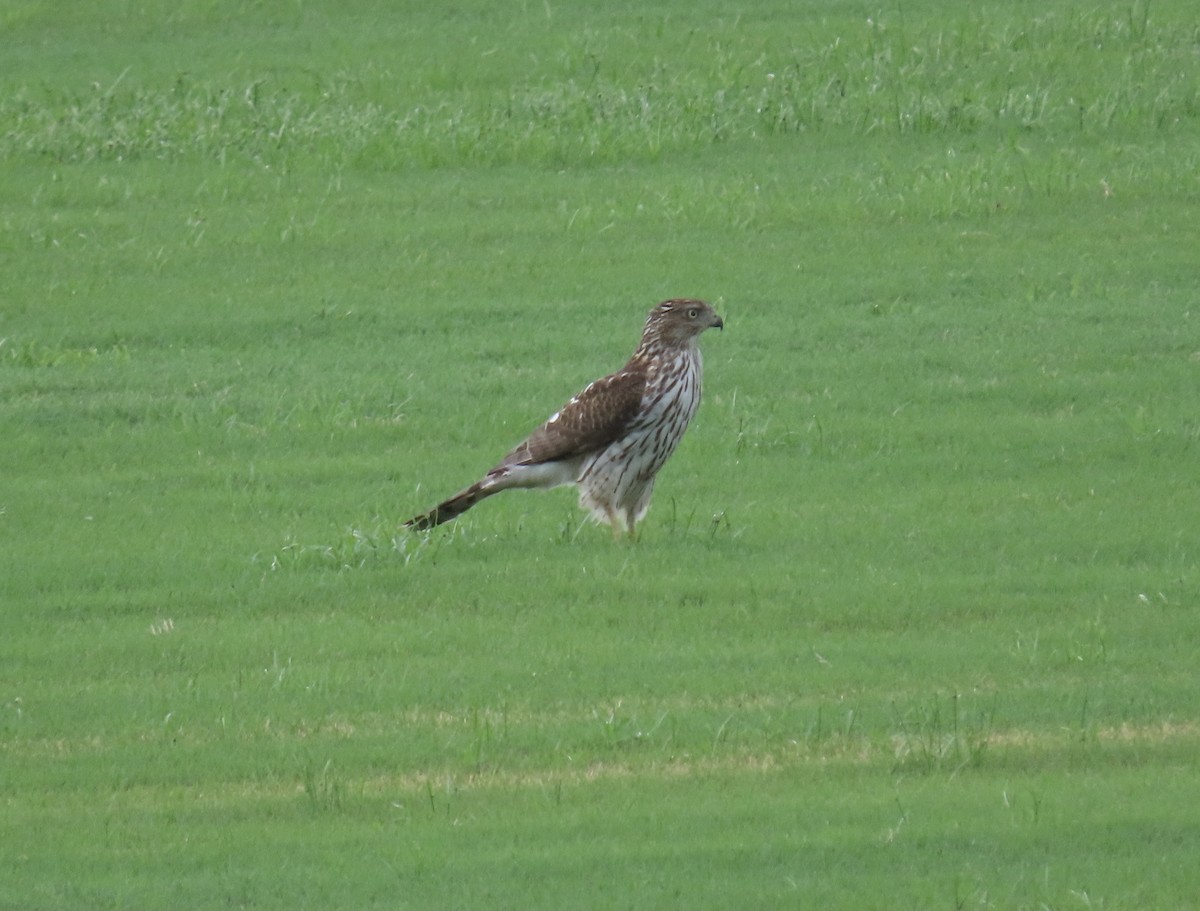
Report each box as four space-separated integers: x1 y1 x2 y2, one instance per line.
2 1 1199 908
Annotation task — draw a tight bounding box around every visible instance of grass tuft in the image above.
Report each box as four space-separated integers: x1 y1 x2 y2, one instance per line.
889 692 996 775
261 518 443 572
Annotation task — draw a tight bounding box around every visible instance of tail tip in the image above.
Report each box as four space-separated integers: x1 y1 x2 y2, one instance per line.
404 505 450 531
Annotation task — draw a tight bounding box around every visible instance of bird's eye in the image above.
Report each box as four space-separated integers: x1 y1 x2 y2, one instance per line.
686 307 699 319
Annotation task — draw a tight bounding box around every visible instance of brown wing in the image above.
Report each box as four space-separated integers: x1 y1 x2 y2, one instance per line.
498 365 647 468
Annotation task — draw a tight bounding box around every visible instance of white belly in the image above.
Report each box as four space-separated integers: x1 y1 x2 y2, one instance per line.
576 350 702 528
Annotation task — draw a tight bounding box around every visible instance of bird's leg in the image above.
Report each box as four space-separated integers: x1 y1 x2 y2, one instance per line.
603 505 624 541
604 507 639 543
624 511 641 543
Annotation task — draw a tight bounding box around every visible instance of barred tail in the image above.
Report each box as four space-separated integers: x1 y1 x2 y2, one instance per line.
404 478 497 530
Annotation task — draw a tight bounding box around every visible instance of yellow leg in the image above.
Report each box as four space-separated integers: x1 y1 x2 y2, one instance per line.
603 506 622 541
621 509 640 543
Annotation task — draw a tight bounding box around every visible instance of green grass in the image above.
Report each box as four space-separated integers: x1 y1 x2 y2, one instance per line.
3 1 1199 908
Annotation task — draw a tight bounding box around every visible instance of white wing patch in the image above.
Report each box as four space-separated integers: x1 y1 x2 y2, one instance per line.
550 389 586 424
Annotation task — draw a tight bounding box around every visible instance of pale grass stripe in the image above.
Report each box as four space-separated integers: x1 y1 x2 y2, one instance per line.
6 721 1195 806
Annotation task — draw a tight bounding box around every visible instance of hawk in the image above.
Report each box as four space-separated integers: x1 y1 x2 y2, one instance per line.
405 298 724 535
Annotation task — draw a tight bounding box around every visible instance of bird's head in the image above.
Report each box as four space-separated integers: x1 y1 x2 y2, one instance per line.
643 298 724 348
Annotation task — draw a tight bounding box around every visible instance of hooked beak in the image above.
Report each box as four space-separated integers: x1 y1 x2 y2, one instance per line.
712 313 725 331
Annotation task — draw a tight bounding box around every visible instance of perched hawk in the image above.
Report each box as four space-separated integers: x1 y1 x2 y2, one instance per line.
406 298 724 535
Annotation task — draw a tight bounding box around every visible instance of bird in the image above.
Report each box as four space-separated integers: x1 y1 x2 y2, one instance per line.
405 298 724 536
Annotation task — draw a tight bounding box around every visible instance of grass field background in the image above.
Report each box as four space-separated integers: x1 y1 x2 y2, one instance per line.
3 1 1199 908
